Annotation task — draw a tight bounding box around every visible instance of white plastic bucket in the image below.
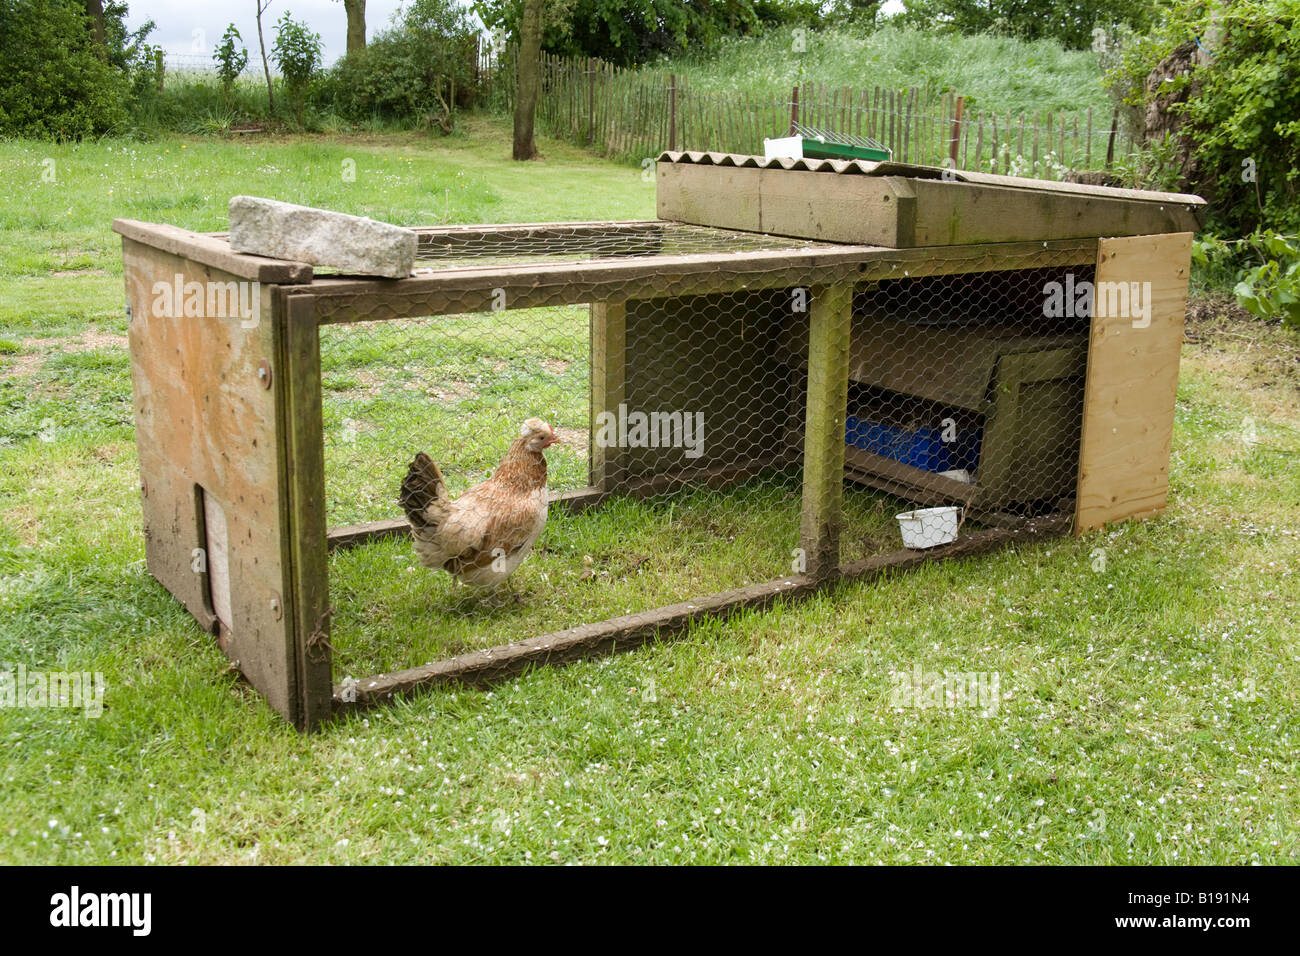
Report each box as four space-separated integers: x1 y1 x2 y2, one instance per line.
895 506 961 549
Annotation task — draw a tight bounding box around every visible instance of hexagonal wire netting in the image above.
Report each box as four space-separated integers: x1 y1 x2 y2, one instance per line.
316 222 1091 678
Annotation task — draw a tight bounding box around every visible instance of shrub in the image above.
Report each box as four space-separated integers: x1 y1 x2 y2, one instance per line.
271 13 322 125
315 0 476 129
213 24 250 100
0 0 131 138
1195 232 1300 328
1108 0 1300 236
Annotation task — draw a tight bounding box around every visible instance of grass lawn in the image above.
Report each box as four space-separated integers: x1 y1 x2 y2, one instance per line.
1 116 1298 864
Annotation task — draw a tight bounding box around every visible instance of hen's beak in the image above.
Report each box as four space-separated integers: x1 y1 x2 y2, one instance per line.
543 428 560 448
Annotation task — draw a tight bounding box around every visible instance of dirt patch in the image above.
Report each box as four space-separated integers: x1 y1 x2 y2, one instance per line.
542 358 571 375
50 269 109 278
19 335 63 349
1183 292 1300 396
19 328 127 353
80 329 127 350
1 353 44 379
403 378 478 403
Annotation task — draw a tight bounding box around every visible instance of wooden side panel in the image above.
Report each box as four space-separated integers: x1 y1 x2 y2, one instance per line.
655 160 1201 246
1075 233 1192 533
758 170 915 247
909 180 1202 245
122 238 299 722
612 291 793 485
656 163 761 232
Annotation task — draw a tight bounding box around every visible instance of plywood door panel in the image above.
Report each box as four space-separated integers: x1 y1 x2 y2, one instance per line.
122 238 299 722
1075 233 1192 533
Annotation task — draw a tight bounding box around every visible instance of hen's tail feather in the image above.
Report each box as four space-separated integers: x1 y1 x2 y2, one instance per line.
400 452 447 529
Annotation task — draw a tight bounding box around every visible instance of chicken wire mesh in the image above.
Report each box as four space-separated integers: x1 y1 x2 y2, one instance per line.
315 229 1090 679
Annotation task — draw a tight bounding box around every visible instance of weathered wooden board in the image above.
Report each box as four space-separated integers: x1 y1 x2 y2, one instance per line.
280 293 334 729
656 151 1205 208
908 178 1199 246
122 237 300 721
800 283 853 579
654 163 762 233
757 170 918 247
1075 232 1192 533
590 300 627 490
656 161 1203 246
605 291 792 485
114 219 313 283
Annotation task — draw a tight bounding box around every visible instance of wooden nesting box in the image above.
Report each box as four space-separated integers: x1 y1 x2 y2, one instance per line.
112 157 1201 729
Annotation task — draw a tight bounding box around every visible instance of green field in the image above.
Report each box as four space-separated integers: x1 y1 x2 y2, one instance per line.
1 117 1298 864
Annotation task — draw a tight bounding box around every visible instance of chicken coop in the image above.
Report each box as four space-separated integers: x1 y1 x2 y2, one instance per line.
113 153 1203 730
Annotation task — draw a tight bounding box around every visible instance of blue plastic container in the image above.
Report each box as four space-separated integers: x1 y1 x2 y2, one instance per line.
845 415 982 473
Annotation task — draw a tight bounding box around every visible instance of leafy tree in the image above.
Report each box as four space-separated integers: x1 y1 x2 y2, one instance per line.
475 0 802 66
514 0 542 158
340 0 366 54
271 12 322 124
314 0 475 130
0 0 138 138
900 0 1157 51
213 24 250 100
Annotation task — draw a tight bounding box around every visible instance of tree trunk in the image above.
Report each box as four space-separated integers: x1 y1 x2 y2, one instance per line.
512 0 543 160
257 0 275 115
343 0 366 55
84 0 106 58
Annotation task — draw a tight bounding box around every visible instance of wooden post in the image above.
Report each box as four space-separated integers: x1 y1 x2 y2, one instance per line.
668 74 677 152
991 114 998 172
949 95 964 167
281 293 333 730
789 84 799 134
1086 107 1093 168
888 90 896 156
590 300 626 490
155 48 164 92
1106 105 1119 169
800 282 853 580
587 58 595 146
1032 111 1040 177
901 89 911 163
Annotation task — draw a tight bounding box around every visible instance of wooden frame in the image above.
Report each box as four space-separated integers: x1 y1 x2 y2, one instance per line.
114 217 1190 730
